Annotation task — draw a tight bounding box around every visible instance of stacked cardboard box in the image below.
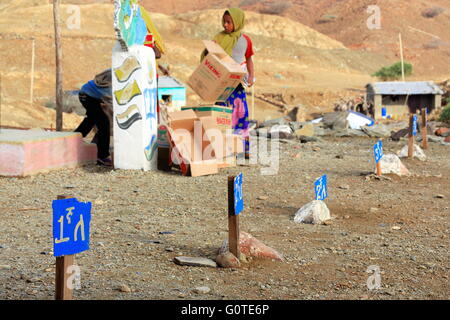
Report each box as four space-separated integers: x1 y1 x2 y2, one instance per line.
181 105 232 133
160 40 247 175
165 110 243 177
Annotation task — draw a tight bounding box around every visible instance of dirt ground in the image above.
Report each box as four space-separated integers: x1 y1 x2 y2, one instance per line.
0 136 448 300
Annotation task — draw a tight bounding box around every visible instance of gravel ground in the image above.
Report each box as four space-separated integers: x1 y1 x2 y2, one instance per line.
0 136 449 300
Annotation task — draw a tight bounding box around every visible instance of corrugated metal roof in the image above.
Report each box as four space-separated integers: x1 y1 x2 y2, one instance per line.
158 76 185 88
367 81 444 95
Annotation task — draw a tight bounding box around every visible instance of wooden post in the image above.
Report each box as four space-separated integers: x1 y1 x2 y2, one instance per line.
408 114 414 158
53 0 64 132
228 176 240 260
421 108 428 150
30 38 35 107
376 162 382 177
55 195 74 300
399 33 405 82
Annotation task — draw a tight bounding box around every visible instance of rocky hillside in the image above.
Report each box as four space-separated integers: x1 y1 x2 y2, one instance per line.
2 1 447 130
142 0 450 77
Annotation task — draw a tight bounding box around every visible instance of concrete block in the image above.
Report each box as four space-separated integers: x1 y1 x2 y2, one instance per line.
0 129 97 177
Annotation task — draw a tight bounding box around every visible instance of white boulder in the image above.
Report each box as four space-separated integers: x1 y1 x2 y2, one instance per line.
397 144 427 161
294 200 331 225
377 154 410 176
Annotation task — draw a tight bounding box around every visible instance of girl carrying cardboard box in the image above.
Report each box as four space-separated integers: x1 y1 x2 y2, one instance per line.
204 8 255 158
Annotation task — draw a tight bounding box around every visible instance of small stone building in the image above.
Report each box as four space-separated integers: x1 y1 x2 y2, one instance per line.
366 81 444 120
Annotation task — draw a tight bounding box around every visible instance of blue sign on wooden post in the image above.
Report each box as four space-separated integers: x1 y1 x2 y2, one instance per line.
52 198 92 257
234 173 244 215
412 115 418 136
374 140 384 164
315 175 328 201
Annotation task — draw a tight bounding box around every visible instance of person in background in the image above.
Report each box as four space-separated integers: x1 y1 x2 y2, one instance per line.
75 70 113 167
204 8 255 158
75 5 165 167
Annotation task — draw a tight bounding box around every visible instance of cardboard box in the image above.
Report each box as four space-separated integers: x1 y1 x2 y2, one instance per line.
199 116 243 160
188 40 246 103
166 110 218 177
182 105 232 133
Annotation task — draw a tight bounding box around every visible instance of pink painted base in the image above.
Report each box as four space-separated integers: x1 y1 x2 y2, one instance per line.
0 129 97 177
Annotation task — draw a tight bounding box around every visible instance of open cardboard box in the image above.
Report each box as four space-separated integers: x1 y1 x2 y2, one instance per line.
182 105 233 133
199 116 243 168
188 40 246 104
166 110 219 177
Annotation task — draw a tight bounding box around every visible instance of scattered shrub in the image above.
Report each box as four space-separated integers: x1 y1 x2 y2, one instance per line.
372 62 413 81
422 6 445 18
259 2 292 15
439 99 450 122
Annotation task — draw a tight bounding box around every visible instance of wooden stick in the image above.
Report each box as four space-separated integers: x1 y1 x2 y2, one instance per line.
53 0 63 132
376 162 382 177
30 38 35 107
399 33 405 82
55 195 74 300
251 84 255 120
0 73 2 133
408 114 414 158
55 254 74 300
421 108 428 150
228 176 240 260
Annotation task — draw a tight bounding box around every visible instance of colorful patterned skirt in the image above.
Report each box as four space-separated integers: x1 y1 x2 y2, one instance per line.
218 83 250 155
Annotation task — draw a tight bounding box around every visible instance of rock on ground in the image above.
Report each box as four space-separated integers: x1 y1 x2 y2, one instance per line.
119 284 132 293
294 200 331 225
362 124 391 138
216 252 241 268
173 256 217 268
295 124 315 137
218 232 284 261
377 154 410 176
193 286 211 294
397 144 427 161
322 112 348 130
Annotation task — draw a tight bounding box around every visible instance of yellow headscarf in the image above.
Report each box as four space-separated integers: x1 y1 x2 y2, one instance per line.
214 8 245 56
140 6 166 54
201 8 245 61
